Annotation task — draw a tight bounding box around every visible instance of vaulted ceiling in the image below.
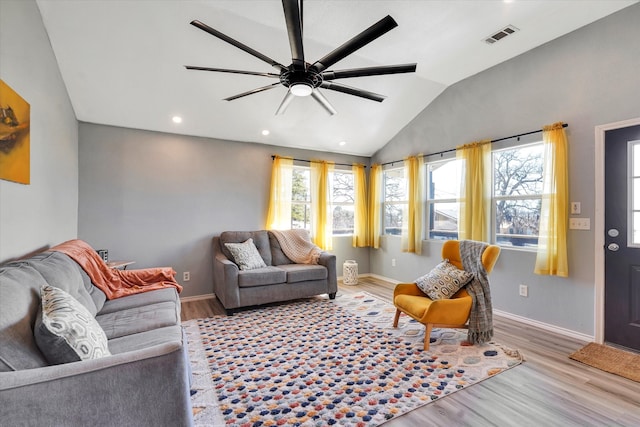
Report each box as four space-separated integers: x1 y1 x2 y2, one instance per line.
36 0 637 156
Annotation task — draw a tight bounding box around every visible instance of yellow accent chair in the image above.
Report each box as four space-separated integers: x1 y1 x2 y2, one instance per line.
392 240 500 350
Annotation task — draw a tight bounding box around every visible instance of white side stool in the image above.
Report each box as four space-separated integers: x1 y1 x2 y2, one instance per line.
343 260 359 286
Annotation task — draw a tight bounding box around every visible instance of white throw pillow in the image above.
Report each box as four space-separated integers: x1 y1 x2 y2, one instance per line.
224 238 267 270
34 285 111 365
414 259 474 300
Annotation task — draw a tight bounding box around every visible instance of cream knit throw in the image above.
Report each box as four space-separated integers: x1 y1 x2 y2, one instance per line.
270 229 322 264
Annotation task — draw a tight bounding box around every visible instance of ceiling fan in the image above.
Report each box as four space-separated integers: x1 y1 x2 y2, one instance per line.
185 0 417 115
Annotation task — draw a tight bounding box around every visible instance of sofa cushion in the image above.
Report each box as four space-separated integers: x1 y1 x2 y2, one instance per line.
108 325 183 355
98 287 179 315
224 238 268 271
23 251 100 316
415 259 473 300
237 266 287 288
0 264 50 371
277 264 327 283
34 285 111 365
96 301 180 339
267 231 294 265
220 231 272 266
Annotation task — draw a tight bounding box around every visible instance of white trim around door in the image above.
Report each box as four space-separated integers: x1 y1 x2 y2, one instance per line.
594 116 640 344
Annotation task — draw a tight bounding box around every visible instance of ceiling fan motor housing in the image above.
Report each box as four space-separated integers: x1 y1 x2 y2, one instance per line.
280 66 322 90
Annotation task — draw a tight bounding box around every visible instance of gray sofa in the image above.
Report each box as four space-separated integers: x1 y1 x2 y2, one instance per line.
213 230 337 314
0 250 193 427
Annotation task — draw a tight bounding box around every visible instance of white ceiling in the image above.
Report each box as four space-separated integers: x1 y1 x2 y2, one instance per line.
36 0 637 157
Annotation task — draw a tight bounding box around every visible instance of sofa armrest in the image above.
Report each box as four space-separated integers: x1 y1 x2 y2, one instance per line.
317 252 338 293
212 236 241 309
0 342 193 426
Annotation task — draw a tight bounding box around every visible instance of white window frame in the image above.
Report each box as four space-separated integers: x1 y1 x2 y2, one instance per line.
491 141 544 249
383 166 407 236
331 169 355 236
426 157 461 241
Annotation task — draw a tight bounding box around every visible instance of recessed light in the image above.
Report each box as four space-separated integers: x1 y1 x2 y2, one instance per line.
172 116 183 124
339 141 346 146
262 129 270 136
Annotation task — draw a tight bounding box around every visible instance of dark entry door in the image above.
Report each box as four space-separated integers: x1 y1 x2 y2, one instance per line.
605 124 640 352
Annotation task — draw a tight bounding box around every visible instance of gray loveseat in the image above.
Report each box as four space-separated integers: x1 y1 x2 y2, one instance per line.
0 250 193 426
213 230 337 314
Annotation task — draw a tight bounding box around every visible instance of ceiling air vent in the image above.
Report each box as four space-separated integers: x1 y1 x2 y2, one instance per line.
484 25 519 45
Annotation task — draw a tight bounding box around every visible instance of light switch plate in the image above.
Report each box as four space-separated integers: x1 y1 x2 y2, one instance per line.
569 218 590 230
570 202 581 214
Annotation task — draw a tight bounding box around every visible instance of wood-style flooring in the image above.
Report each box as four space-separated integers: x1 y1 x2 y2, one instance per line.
181 277 640 427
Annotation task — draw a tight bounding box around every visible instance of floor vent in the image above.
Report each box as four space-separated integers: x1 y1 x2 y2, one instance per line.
484 25 519 44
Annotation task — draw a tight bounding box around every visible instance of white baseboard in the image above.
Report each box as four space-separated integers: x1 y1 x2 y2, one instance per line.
180 293 215 303
353 273 593 342
493 309 593 343
179 277 592 343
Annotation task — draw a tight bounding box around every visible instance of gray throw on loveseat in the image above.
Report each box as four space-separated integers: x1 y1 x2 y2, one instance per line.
0 251 193 426
213 230 337 314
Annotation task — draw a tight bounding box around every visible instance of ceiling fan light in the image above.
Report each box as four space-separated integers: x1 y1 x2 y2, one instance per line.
290 83 313 97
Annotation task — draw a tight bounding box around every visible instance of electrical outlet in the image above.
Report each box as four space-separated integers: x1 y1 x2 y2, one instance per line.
391 258 396 267
183 271 190 282
519 284 528 297
570 202 581 215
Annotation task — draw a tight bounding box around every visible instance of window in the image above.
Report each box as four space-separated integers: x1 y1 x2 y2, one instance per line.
427 159 462 240
493 143 544 248
383 167 406 235
290 166 355 235
630 141 640 245
332 170 355 235
291 167 311 230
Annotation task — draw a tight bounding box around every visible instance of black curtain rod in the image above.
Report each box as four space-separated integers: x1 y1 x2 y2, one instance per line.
270 156 362 168
380 123 568 167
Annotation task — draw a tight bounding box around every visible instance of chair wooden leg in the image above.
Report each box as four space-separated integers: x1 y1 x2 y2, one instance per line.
393 309 401 327
423 324 434 351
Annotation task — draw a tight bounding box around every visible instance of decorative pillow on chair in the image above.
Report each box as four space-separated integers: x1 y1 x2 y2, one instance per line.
414 259 474 300
224 238 267 270
34 285 111 365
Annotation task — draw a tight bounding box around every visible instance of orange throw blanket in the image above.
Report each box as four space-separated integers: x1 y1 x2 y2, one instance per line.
52 239 182 299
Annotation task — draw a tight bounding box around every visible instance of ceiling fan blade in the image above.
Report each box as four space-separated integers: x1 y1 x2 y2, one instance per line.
311 15 398 73
282 0 305 69
190 20 287 72
311 89 337 115
275 91 295 115
320 81 386 102
224 83 281 101
185 66 280 78
322 63 416 81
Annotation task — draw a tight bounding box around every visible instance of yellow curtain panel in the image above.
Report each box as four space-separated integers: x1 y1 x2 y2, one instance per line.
401 155 425 254
311 160 334 250
457 140 491 242
265 156 293 230
352 163 369 247
368 164 382 249
535 122 569 277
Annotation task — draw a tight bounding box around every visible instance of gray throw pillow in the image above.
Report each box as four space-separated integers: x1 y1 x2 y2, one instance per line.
224 238 268 270
414 259 474 300
34 284 111 365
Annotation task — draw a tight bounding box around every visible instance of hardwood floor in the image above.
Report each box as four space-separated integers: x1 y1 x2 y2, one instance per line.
181 277 640 427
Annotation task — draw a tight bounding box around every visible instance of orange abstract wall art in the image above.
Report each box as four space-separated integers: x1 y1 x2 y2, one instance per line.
0 79 30 184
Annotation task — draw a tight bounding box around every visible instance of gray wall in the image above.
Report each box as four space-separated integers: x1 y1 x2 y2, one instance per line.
0 0 78 262
78 123 370 298
371 3 640 336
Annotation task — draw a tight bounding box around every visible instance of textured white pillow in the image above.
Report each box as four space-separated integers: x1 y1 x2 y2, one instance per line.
34 285 111 365
414 259 473 300
224 238 267 270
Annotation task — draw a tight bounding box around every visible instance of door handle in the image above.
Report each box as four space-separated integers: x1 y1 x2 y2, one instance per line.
607 243 620 251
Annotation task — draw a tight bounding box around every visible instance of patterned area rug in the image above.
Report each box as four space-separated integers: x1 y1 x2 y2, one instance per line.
185 292 523 426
